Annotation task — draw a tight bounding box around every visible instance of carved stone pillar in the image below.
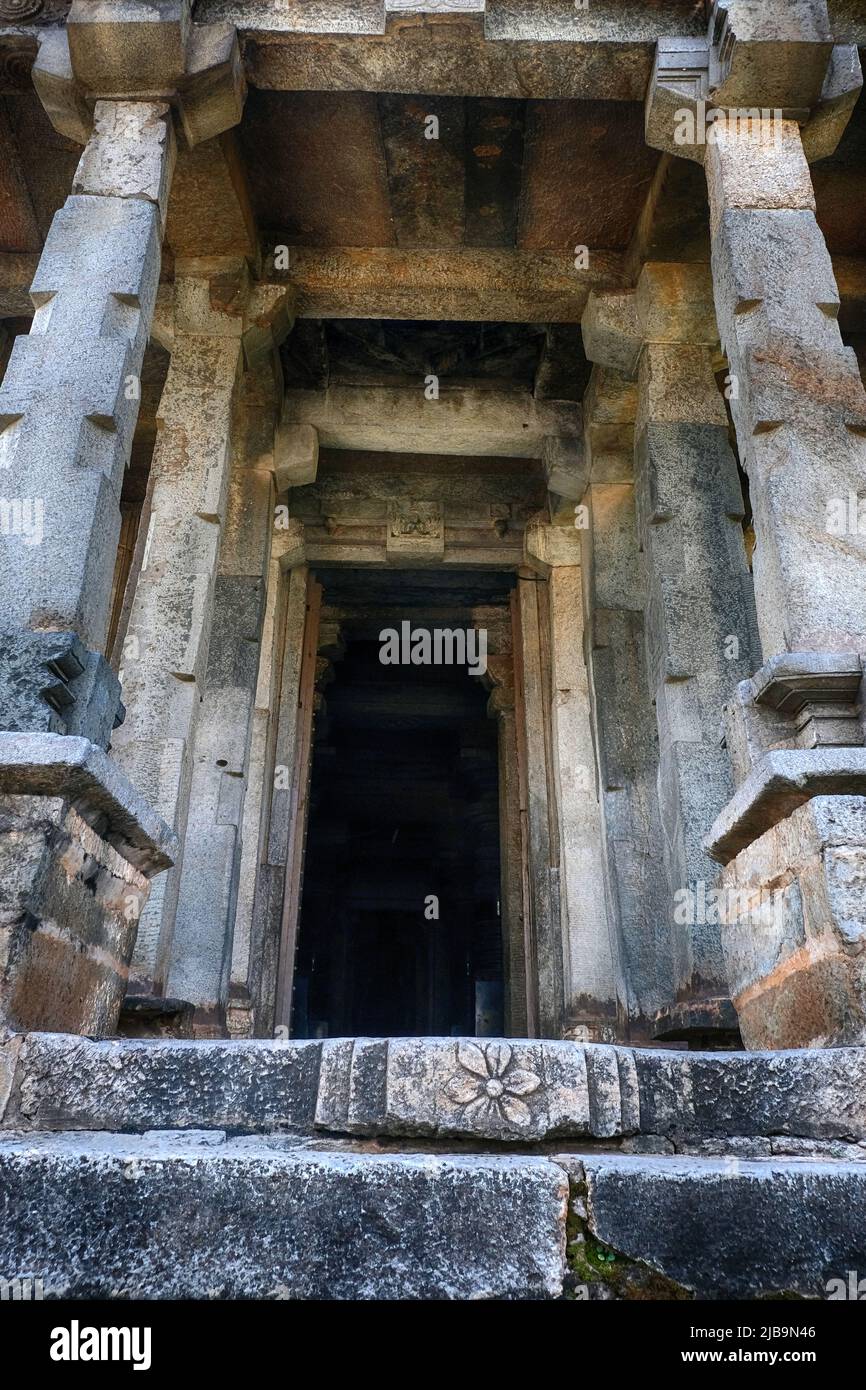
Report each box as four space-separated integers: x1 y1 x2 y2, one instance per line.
0 100 177 1032
584 263 757 1038
0 100 173 742
647 2 866 1045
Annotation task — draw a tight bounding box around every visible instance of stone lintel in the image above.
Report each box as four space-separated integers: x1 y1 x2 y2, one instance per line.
0 732 177 875
706 747 866 863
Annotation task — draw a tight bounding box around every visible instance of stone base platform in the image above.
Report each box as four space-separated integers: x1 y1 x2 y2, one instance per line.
0 1132 865 1300
3 1034 866 1299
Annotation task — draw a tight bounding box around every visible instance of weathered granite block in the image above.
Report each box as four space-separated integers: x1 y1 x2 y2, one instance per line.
0 630 123 748
7 1033 866 1145
572 1153 866 1300
5 1033 322 1133
0 733 175 1035
0 1132 567 1300
0 796 148 1035
715 794 866 1048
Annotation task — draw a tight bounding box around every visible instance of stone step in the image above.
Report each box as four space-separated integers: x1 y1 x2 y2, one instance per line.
3 1031 866 1149
1 1130 865 1300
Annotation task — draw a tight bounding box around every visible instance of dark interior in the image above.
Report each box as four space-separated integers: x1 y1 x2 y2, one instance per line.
291 571 511 1039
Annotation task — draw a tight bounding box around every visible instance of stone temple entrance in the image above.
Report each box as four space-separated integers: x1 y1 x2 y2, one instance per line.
292 571 505 1038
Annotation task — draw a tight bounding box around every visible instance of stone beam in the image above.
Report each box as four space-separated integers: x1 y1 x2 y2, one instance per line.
280 385 580 458
196 1 703 100
262 247 625 323
0 249 624 325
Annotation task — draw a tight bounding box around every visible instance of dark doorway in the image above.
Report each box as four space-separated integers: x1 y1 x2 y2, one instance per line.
291 573 508 1038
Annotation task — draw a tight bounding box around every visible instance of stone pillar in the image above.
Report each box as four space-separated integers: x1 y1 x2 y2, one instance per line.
584 263 757 1039
524 521 623 1041
579 367 673 1040
705 123 866 1047
646 2 866 1046
0 102 178 1033
164 363 276 1033
0 100 173 743
111 274 246 1002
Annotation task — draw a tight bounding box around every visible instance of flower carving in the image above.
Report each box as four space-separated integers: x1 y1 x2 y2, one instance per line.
444 1041 541 1127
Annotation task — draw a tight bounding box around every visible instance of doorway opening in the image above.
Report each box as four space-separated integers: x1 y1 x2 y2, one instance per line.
290 569 513 1039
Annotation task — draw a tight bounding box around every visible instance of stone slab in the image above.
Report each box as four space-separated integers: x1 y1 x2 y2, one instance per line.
5 1033 866 1144
0 732 177 874
574 1153 866 1300
706 748 866 863
0 1131 567 1300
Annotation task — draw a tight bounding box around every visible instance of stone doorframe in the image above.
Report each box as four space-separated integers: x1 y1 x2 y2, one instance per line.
230 512 619 1042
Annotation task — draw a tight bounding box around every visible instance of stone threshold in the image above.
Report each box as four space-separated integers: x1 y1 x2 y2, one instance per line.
4 1031 865 1145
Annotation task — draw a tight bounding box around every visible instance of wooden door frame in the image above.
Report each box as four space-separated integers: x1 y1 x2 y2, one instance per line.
273 573 322 1031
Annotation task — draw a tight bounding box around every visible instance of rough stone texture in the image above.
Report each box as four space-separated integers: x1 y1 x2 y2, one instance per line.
281 384 581 458
274 421 318 489
7 1033 866 1145
707 747 866 862
584 267 758 1024
166 572 264 1021
715 795 866 1048
67 0 191 97
546 563 621 1037
0 733 177 873
707 123 866 668
112 316 242 996
71 100 175 228
581 367 673 1038
0 733 174 1035
0 798 149 1035
576 1153 866 1300
0 630 122 748
0 1131 567 1299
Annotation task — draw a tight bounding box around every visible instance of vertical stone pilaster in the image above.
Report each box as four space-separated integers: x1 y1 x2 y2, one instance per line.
584 266 757 1037
165 364 277 1032
580 367 672 1039
112 282 244 999
0 101 174 744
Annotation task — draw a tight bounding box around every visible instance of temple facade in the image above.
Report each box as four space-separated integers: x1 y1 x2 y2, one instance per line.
1 0 866 1300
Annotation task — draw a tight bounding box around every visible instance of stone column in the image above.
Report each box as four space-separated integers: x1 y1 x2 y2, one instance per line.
111 274 246 1002
584 263 757 1040
0 101 178 1033
0 101 173 743
646 2 866 1046
524 521 623 1042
